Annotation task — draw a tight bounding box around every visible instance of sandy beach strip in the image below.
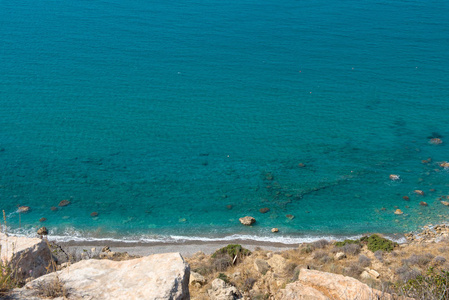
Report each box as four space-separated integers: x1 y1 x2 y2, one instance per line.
55 239 299 257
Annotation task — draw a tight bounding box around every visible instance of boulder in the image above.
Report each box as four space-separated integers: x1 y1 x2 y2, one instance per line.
419 201 428 206
360 271 371 280
394 209 403 215
368 269 380 279
90 212 99 217
389 174 400 181
276 268 396 300
18 206 31 213
239 216 255 226
429 138 443 145
271 228 279 233
208 278 240 300
414 190 425 196
259 207 270 213
58 200 70 207
39 218 47 222
440 162 449 168
189 271 206 287
11 252 190 300
0 233 52 281
37 227 48 236
254 259 270 274
441 201 449 206
276 281 329 300
267 254 287 274
335 252 346 260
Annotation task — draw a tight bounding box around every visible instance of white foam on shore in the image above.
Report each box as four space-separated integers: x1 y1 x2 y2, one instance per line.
8 229 407 245
5 225 408 245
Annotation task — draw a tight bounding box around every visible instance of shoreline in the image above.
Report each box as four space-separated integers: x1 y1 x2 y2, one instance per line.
54 239 302 257
50 231 410 257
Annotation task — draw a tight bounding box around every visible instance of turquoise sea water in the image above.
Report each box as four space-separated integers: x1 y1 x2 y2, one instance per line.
1 0 449 243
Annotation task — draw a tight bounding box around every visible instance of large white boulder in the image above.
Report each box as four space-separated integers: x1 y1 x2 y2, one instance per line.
276 268 398 300
11 252 190 300
208 278 241 300
0 233 52 280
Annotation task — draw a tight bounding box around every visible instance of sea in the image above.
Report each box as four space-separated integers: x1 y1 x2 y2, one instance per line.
1 0 448 244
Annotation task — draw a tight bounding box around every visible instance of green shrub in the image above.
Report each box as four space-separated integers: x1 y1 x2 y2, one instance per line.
335 239 360 247
399 267 449 299
217 273 230 283
366 234 397 252
212 244 251 259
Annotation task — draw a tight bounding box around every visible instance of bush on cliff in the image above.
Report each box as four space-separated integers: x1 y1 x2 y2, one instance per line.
212 244 251 261
335 239 360 247
365 234 397 252
399 267 449 299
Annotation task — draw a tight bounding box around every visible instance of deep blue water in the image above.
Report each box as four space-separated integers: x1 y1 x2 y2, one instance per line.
1 0 449 243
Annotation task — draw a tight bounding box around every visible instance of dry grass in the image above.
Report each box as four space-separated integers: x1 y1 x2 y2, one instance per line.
35 275 67 298
187 238 449 299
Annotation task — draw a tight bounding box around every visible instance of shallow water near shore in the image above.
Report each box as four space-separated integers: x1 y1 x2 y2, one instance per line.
1 0 449 244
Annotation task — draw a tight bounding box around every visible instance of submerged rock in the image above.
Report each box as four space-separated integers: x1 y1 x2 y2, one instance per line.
389 174 400 181
58 199 71 207
239 216 256 226
403 196 410 201
39 217 47 222
441 201 449 206
286 214 295 220
18 206 31 213
414 190 425 196
259 207 270 213
90 212 99 217
50 206 58 211
429 138 443 145
439 162 449 168
420 201 428 206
